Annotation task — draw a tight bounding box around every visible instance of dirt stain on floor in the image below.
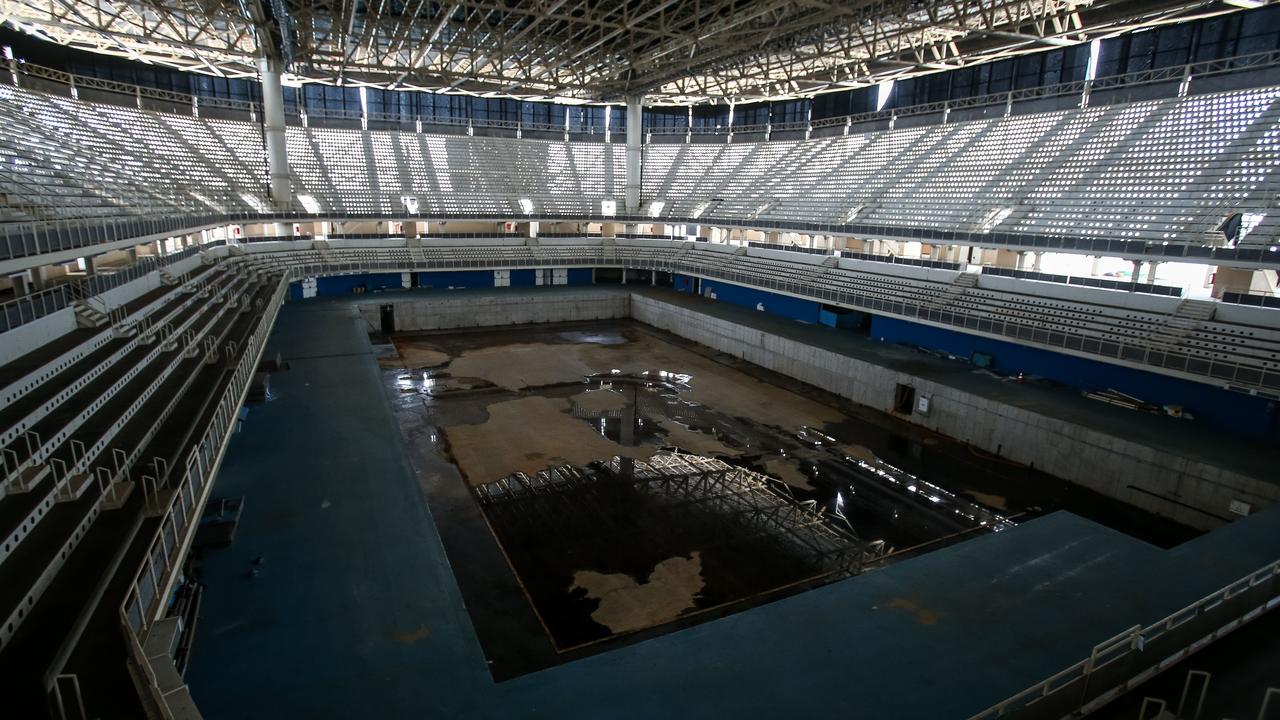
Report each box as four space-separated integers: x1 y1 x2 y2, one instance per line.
764 456 815 490
443 396 653 483
571 552 705 635
885 597 942 626
843 444 879 463
655 418 742 457
967 491 1010 511
447 343 602 390
391 624 431 644
382 341 451 370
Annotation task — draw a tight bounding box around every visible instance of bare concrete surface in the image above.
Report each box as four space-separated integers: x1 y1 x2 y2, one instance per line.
571 553 706 635
397 329 856 488
444 395 654 483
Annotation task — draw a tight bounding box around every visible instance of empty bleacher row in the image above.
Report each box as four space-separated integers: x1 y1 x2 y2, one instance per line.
228 238 1280 392
287 127 625 215
0 83 268 221
644 87 1280 246
3 77 1278 250
0 253 285 715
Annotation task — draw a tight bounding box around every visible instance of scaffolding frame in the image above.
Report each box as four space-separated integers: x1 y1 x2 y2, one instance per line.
473 451 883 579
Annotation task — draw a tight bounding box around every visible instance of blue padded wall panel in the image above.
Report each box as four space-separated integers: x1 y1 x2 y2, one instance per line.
510 270 537 287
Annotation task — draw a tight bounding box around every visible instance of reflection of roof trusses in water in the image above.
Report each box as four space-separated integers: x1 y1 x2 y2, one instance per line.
842 454 1017 537
474 451 879 578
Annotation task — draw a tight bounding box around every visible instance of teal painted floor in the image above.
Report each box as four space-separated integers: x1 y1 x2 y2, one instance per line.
185 294 1280 720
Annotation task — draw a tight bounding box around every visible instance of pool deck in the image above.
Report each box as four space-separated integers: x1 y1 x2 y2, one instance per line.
185 290 1280 719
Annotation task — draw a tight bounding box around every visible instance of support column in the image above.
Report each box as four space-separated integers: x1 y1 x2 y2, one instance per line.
84 255 98 276
30 266 52 291
625 95 643 214
1032 252 1043 272
1145 260 1160 283
1131 259 1142 284
258 56 292 210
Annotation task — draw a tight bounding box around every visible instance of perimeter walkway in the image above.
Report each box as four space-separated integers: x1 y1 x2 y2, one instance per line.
186 290 1280 719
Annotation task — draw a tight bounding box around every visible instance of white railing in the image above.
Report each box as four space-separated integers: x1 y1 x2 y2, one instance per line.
115 275 286 718
969 559 1280 719
235 243 1280 396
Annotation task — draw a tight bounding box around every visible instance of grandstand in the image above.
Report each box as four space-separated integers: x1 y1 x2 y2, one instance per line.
0 1 1278 719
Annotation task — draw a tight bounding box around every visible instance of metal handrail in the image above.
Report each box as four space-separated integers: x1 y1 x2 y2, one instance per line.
4 211 1279 272
223 242 1280 395
118 275 286 661
968 559 1280 719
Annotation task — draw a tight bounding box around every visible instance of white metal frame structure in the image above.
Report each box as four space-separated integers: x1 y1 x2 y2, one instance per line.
0 0 1264 102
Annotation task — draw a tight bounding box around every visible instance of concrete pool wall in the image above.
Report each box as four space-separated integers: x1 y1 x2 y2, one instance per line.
358 287 1279 531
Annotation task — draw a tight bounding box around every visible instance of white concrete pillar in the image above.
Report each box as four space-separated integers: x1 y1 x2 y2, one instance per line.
258 56 292 210
1145 260 1159 283
29 266 51 291
625 95 643 214
1032 252 1043 272
9 273 29 297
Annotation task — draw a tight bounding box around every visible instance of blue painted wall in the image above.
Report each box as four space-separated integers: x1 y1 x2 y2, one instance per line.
698 278 820 324
870 315 1279 439
288 281 303 301
673 273 696 293
510 270 537 287
567 268 594 285
316 273 403 296
417 270 494 289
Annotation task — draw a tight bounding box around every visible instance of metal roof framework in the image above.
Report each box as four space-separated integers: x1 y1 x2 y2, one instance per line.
0 0 1265 102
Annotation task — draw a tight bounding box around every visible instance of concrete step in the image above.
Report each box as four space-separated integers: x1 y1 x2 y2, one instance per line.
57 473 94 503
73 302 109 329
100 481 134 511
1174 299 1217 320
8 463 51 494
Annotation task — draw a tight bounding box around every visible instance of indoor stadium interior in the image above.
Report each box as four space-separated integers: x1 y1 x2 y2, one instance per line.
0 1 1278 718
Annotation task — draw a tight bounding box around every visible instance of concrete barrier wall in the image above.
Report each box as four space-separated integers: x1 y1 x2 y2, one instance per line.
631 294 1279 531
358 289 631 332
